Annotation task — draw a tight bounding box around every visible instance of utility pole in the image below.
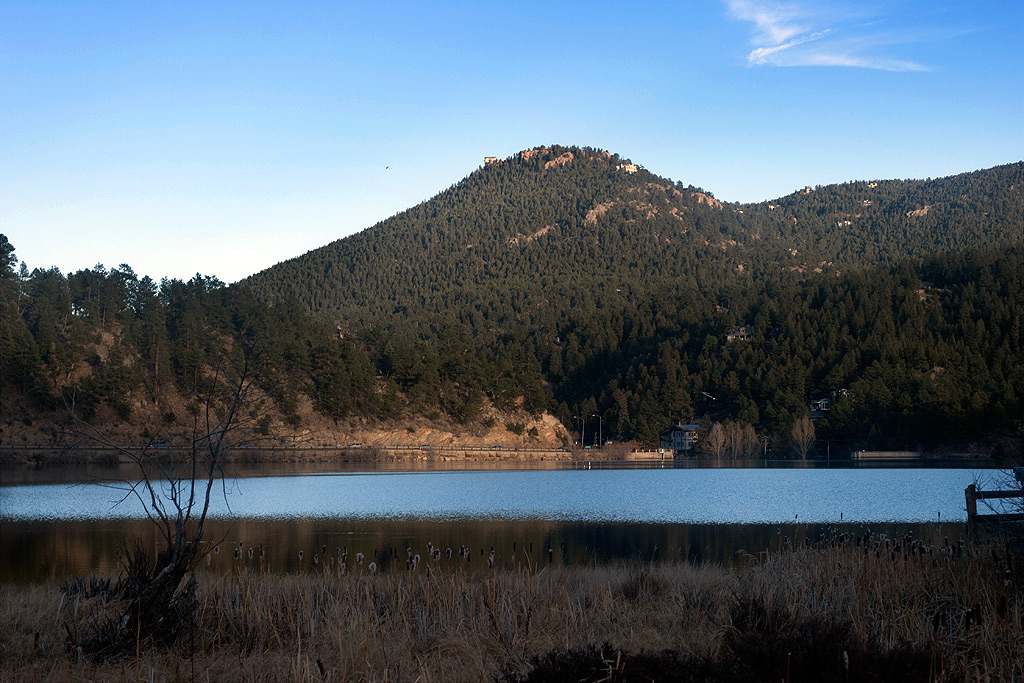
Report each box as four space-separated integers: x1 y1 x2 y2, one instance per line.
591 414 603 449
574 415 586 449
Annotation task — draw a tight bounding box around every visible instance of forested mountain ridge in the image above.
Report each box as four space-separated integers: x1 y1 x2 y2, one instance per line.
244 147 1023 333
238 148 1022 452
2 149 1021 456
747 162 1024 267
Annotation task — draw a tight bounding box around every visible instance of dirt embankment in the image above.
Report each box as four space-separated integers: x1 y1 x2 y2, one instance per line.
0 391 574 463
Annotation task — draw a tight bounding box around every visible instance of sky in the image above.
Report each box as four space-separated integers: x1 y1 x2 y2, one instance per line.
2 1 1022 284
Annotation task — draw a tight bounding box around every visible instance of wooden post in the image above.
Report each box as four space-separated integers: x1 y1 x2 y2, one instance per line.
965 484 977 538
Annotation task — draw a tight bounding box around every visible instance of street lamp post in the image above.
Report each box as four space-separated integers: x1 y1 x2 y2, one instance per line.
591 414 602 448
574 415 586 449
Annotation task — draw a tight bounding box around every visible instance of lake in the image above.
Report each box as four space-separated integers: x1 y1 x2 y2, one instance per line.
1 461 1011 583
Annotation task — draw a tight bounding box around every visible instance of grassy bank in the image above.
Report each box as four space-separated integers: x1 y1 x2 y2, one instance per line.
2 533 1020 682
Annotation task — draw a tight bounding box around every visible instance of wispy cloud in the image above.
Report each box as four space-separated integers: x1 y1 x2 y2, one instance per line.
724 1 930 72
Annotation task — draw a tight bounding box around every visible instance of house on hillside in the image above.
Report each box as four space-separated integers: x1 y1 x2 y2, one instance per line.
659 424 701 454
809 398 830 412
726 325 755 343
809 397 830 420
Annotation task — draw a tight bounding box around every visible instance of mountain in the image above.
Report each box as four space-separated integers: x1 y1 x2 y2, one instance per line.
244 147 1022 332
2 148 1021 455
238 147 1023 450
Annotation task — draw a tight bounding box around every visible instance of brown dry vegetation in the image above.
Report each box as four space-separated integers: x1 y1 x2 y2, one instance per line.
2 532 1021 682
1 403 571 463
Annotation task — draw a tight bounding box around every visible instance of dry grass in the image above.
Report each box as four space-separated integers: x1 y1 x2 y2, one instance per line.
2 532 1020 682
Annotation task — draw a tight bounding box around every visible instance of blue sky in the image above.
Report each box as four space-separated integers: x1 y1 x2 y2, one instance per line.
2 1 1021 283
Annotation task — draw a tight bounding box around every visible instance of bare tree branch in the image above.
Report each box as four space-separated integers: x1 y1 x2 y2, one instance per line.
790 414 816 460
60 339 268 655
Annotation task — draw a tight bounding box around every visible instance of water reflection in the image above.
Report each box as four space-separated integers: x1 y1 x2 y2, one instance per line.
1 456 1009 486
1 517 969 584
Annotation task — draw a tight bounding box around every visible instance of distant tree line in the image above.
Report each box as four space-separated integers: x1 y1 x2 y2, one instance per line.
3 233 1020 454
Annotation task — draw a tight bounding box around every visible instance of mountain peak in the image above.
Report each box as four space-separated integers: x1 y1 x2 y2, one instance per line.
482 145 627 170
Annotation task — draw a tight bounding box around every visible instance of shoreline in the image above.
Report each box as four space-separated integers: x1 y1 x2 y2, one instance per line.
0 443 645 465
0 442 1006 467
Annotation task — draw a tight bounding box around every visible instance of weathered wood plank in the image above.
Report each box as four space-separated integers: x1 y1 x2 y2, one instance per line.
974 489 1024 500
973 513 1024 522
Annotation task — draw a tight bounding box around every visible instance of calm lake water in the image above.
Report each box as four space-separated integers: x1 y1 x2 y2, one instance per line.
1 461 1012 583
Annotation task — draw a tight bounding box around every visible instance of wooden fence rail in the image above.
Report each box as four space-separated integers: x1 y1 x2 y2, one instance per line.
965 468 1024 537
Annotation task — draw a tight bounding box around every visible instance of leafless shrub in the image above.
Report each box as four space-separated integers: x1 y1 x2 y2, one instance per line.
59 344 266 658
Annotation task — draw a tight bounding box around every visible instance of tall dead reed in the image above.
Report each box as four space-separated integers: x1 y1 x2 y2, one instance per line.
2 531 1020 682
